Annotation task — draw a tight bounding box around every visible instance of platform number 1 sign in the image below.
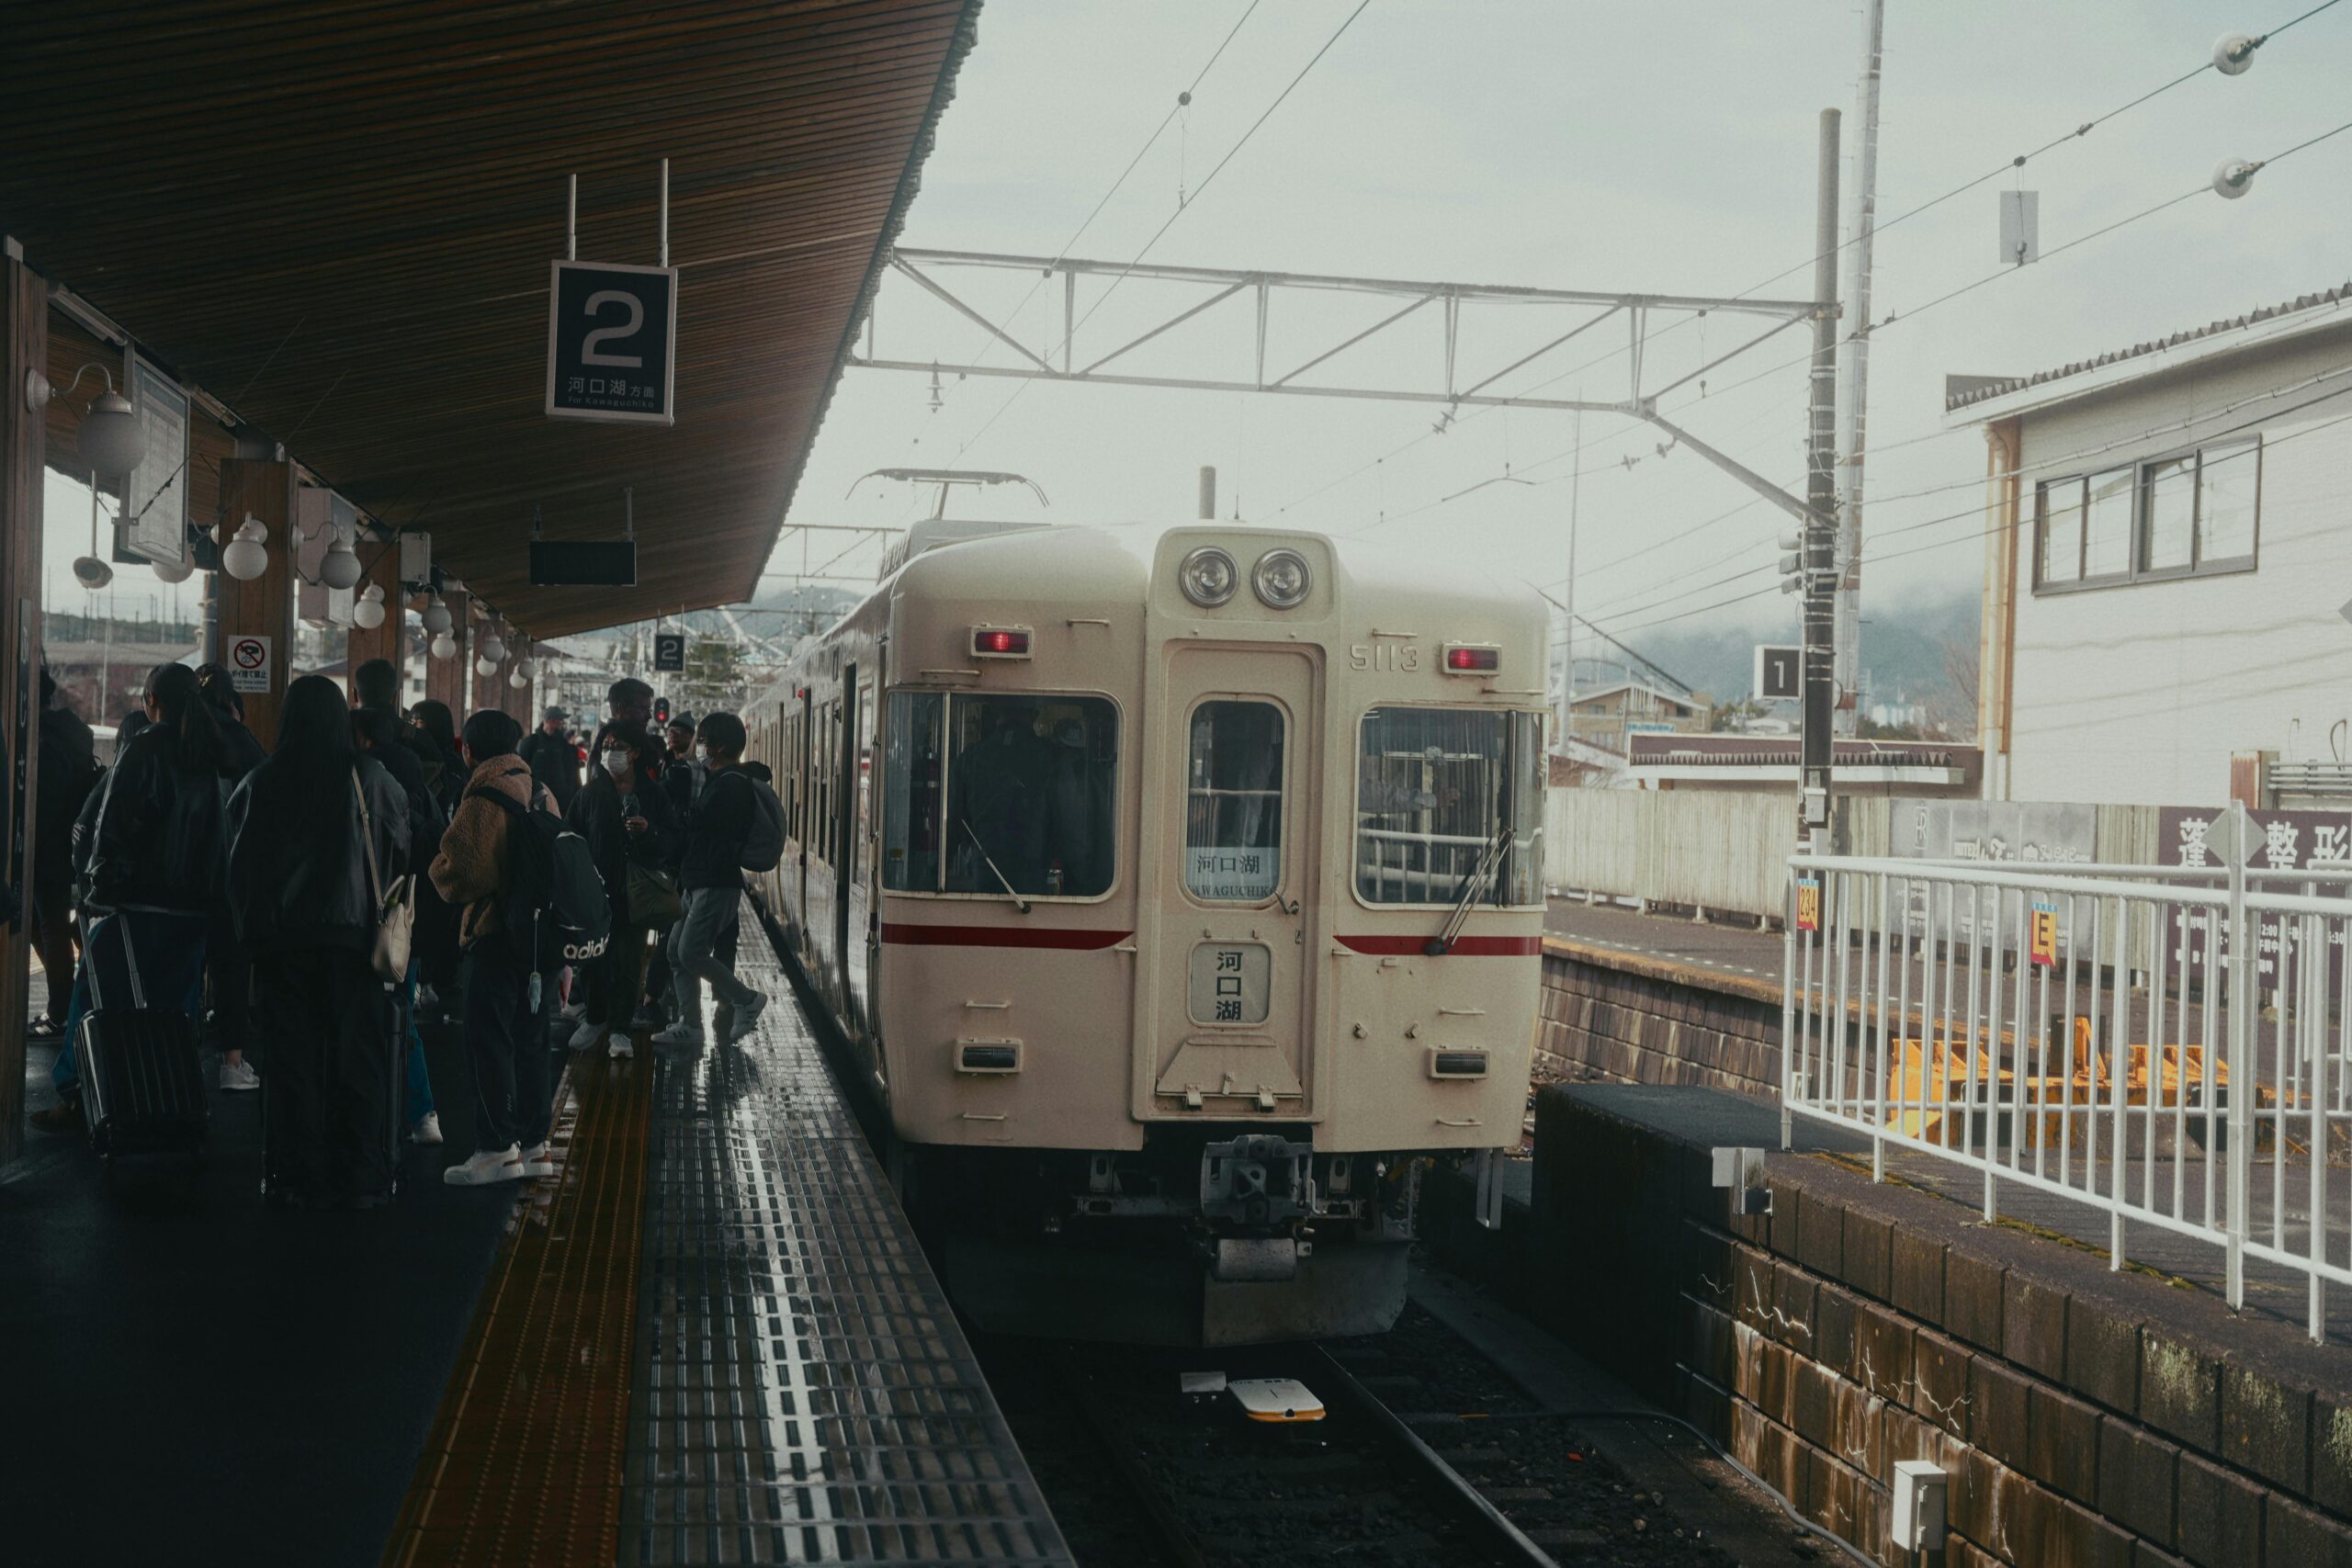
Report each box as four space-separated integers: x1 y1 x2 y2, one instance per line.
546 259 677 426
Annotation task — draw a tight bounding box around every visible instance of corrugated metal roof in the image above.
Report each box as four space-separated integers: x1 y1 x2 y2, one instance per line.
0 0 979 637
1945 279 2352 414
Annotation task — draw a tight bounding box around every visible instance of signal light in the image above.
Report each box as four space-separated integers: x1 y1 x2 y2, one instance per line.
1442 644 1499 674
971 626 1032 659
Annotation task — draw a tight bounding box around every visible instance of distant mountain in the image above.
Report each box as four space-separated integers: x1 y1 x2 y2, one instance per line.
1582 590 1979 715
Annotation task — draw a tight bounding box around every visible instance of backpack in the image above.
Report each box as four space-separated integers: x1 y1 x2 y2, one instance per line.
738 776 786 874
469 784 612 968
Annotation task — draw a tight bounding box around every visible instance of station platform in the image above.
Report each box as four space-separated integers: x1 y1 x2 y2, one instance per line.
5 907 1070 1568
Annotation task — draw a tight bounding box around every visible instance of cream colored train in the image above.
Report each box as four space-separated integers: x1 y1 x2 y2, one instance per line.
744 517 1548 1345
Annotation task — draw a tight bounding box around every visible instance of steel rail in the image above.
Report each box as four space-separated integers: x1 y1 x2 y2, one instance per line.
1304 1343 1562 1568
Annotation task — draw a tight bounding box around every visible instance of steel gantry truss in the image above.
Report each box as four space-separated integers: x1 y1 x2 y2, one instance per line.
851 247 1837 530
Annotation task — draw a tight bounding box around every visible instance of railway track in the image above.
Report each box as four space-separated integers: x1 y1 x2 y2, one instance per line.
978 1305 1735 1568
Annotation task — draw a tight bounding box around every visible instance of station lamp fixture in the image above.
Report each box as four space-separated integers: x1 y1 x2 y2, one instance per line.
421 593 453 636
507 660 532 690
480 626 508 664
221 518 270 582
25 363 146 480
429 631 458 661
319 523 364 591
351 582 387 630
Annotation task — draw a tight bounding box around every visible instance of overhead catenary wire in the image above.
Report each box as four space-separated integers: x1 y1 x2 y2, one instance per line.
1263 1 2346 525
941 0 1374 470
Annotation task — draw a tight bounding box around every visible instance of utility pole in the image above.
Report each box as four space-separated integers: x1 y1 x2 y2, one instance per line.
1834 0 1884 739
1802 107 1841 852
1558 407 1583 747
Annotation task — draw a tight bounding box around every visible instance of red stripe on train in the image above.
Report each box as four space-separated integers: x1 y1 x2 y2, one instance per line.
879 923 1134 951
1333 934 1544 956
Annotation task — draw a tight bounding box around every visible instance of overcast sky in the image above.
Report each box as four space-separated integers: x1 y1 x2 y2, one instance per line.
773 0 2352 657
40 1 2352 667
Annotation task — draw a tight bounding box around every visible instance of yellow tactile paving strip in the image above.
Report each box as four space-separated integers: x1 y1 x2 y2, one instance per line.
380 1049 653 1568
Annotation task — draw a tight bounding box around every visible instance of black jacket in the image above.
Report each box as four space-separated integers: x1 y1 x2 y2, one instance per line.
215 713 267 783
517 729 582 813
680 761 768 890
226 755 411 953
35 705 100 884
79 728 228 917
357 707 447 850
566 770 680 923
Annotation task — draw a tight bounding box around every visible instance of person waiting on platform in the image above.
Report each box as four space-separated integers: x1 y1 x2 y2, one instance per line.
354 705 448 1147
565 721 678 1061
517 704 582 814
28 667 99 1043
228 675 412 1206
32 664 225 1135
638 712 701 1032
430 710 563 1187
651 712 768 1050
195 664 267 1094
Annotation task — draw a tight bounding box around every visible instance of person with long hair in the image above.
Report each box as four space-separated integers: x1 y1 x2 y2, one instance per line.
563 720 679 1060
33 662 227 1134
228 674 412 1205
195 663 268 1091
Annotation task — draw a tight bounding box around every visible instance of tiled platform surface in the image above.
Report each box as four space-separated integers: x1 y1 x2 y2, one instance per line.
622 936 1072 1567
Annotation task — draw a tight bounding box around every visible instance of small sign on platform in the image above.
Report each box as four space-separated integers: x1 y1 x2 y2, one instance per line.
226 634 272 694
653 631 686 672
1793 874 1822 933
2028 897 2059 967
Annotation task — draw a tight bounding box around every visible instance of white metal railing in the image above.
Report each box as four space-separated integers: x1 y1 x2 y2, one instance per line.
1783 852 2352 1342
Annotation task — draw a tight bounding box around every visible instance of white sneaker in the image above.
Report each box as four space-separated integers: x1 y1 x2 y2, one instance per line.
607 1032 634 1060
220 1059 260 1091
408 1111 444 1146
566 1018 603 1051
520 1141 555 1178
725 993 769 1043
650 1021 703 1049
443 1145 525 1186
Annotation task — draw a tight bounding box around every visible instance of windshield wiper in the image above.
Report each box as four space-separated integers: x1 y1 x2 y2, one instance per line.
959 819 1032 914
1425 826 1512 956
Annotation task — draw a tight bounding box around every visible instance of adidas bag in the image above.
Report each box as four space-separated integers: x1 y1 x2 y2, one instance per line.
472 786 613 966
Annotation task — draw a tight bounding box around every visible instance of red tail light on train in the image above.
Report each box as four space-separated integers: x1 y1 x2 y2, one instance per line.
971 626 1033 658
1442 644 1499 673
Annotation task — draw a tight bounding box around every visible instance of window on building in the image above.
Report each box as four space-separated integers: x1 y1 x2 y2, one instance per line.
2033 437 2260 592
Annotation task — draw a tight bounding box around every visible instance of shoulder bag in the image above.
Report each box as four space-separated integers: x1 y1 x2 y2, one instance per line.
353 769 415 983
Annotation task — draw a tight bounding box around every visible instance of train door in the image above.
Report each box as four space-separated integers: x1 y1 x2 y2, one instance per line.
843 672 876 1036
1152 647 1320 1114
796 686 811 941
834 672 860 1022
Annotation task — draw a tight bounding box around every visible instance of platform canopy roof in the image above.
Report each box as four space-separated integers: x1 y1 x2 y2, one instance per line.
0 0 978 637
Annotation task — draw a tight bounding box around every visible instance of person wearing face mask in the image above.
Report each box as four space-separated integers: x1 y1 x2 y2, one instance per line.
563 721 679 1059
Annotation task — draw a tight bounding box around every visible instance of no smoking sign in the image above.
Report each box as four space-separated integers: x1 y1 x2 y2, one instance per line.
227 634 272 694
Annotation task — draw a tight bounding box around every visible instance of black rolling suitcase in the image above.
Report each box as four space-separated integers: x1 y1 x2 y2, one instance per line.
76 930 208 1165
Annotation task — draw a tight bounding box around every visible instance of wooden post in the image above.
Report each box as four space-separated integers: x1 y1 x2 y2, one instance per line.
0 255 48 1164
214 459 297 749
342 533 404 697
424 587 468 716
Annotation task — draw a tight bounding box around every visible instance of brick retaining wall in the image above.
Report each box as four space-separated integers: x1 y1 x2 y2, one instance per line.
1539 939 1783 1098
1530 1084 2352 1567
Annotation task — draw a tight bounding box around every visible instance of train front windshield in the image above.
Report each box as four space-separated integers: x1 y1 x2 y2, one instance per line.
1355 707 1544 907
883 691 1119 897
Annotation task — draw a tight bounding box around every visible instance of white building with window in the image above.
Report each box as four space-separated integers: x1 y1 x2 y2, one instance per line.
1951 282 2352 807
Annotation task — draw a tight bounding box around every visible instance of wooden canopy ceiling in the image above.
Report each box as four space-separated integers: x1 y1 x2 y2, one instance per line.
0 0 978 637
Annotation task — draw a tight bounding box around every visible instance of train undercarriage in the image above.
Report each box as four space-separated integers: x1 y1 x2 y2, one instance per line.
901 1129 1424 1347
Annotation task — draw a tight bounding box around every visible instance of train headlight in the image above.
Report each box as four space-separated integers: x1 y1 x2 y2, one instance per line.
1251 548 1312 610
1179 546 1238 608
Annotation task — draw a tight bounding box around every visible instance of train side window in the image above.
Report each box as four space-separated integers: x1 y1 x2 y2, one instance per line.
882 692 944 891
881 690 1118 897
1183 700 1283 903
1355 708 1545 908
